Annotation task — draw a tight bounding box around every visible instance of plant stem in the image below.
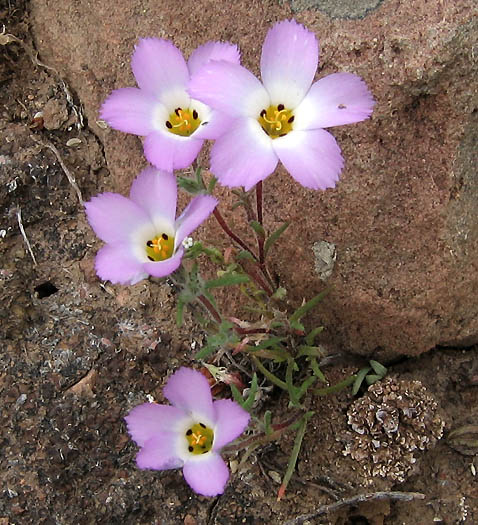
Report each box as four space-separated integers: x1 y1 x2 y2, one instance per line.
223 412 303 454
213 208 258 261
197 294 222 324
256 181 265 264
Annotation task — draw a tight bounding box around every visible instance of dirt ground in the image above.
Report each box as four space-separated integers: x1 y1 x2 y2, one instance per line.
1 2 477 524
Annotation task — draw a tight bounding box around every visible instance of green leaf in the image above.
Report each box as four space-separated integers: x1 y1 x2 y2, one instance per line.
289 319 305 332
253 336 285 350
194 320 239 360
290 289 329 323
250 220 265 238
297 375 317 400
230 383 244 406
352 366 371 395
242 373 258 412
177 176 201 194
264 221 290 257
305 326 324 346
365 374 383 386
296 345 324 358
286 358 300 406
236 250 256 262
369 360 387 377
278 412 313 500
205 274 250 289
264 410 272 435
176 297 185 327
207 176 218 194
309 357 327 383
272 286 287 300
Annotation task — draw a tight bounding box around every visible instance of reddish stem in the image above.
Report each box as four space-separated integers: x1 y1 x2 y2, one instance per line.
197 295 222 324
256 181 265 265
213 208 258 261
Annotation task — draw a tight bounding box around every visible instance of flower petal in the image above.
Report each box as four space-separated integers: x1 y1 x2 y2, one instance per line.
125 403 188 447
95 243 147 285
136 434 184 471
163 367 215 423
129 167 177 226
192 109 229 140
187 41 240 77
273 129 344 190
189 61 269 118
294 73 375 130
261 19 318 108
183 453 229 497
142 247 184 278
85 193 150 243
131 38 189 98
174 195 218 248
143 130 204 172
210 118 278 191
212 399 250 451
100 87 158 135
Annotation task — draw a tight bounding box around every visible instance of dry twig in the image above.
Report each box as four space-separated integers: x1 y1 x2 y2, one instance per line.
33 138 83 205
16 209 37 266
283 491 425 525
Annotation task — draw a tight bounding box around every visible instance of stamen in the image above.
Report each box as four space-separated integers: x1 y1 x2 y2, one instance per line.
185 422 214 455
145 233 175 262
257 104 294 139
165 107 201 137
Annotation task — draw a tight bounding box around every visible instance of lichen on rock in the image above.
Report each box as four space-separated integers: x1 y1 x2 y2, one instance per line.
343 377 445 483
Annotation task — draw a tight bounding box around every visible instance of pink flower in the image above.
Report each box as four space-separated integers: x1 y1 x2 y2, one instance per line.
100 38 240 172
189 19 375 191
85 167 217 285
125 367 250 497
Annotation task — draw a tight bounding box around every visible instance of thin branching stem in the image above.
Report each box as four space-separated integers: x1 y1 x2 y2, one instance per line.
223 412 303 454
197 295 222 324
213 208 257 260
256 181 265 264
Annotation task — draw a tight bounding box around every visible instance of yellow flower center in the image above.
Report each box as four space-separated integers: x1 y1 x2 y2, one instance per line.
257 103 294 139
185 422 214 455
165 107 201 137
145 233 175 262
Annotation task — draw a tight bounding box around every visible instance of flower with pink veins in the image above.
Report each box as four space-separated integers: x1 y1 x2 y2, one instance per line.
125 367 250 497
85 167 217 285
100 38 240 172
189 19 375 191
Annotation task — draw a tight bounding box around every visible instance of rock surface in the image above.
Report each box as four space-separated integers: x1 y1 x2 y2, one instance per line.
30 0 478 357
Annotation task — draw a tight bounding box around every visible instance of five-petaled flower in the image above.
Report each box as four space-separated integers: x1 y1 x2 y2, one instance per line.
125 367 250 497
100 38 240 172
85 167 217 285
189 19 375 191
